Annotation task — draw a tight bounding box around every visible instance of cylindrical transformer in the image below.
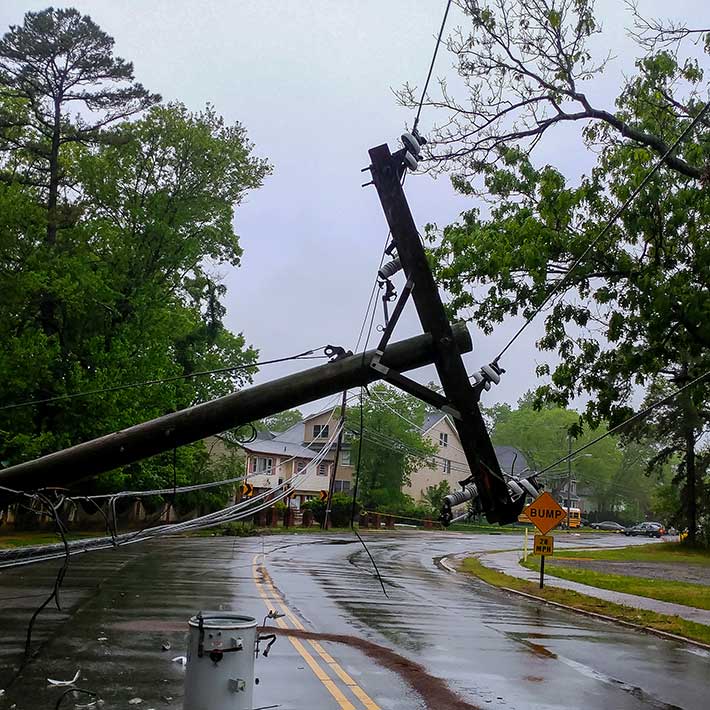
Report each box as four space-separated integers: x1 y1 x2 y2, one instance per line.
183 612 258 710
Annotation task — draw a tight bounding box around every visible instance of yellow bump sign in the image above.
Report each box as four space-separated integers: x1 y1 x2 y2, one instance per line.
533 534 554 556
525 491 566 534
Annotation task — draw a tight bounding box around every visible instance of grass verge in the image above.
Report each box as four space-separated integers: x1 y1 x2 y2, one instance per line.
460 556 710 647
522 556 710 610
0 531 98 549
552 542 710 566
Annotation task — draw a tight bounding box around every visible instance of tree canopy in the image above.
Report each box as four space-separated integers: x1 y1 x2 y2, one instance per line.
400 0 709 542
0 8 270 496
347 384 437 509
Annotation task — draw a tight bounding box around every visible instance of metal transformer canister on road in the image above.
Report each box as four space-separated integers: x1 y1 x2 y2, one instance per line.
183 612 258 710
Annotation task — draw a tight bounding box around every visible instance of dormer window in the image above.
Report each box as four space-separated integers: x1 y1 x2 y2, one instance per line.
313 424 329 439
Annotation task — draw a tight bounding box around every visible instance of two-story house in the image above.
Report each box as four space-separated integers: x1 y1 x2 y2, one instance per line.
240 408 354 508
404 412 531 503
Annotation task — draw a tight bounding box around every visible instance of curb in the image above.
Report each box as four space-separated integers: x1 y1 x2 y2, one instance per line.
443 554 710 652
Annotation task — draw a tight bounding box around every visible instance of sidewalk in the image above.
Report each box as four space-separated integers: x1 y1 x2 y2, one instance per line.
477 550 710 627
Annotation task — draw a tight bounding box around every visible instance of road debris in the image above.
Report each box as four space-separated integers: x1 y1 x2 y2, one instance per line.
47 669 81 686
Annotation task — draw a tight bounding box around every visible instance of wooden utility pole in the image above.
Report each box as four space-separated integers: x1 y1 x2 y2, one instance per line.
0 326 472 492
323 390 347 530
367 142 521 523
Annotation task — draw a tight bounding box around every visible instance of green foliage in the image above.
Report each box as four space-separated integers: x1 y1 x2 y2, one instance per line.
347 384 437 509
419 1 709 542
259 409 303 433
221 521 257 537
490 395 661 516
0 9 270 500
302 493 358 528
421 480 451 514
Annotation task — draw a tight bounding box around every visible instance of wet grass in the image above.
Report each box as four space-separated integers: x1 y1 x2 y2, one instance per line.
0 531 98 548
553 542 710 566
460 556 710 647
522 557 710 610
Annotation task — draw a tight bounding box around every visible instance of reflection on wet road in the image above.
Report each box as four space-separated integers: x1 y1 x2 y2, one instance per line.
0 531 707 709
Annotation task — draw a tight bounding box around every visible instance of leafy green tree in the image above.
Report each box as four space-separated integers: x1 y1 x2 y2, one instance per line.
0 7 159 244
260 409 303 433
0 11 270 497
347 384 436 509
491 395 658 516
421 480 451 514
399 0 709 541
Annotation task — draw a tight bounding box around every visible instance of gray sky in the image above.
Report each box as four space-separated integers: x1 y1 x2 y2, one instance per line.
1 0 701 415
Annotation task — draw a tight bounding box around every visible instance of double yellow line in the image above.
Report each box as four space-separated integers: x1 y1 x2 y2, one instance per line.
252 554 380 710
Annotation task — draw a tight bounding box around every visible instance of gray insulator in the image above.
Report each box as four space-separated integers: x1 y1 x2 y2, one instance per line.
378 257 402 280
404 151 418 171
520 479 540 498
444 484 478 508
401 132 422 159
507 480 524 500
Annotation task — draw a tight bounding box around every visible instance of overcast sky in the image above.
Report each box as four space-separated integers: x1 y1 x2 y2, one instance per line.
1 0 701 415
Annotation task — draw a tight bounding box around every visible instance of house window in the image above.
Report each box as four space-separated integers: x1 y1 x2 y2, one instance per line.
341 449 352 465
334 480 351 493
439 432 448 447
441 459 451 474
296 460 306 473
318 462 329 476
313 424 329 439
249 456 272 473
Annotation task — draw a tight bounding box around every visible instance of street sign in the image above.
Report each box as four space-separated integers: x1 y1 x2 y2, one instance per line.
319 490 328 502
524 491 566 535
241 483 254 498
533 534 554 556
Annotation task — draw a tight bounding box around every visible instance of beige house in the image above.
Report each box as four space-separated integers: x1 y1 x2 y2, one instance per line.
404 412 469 501
404 412 530 504
240 408 354 507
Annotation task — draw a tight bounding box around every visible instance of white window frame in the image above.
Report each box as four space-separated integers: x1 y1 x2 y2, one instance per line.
441 458 451 474
439 432 448 447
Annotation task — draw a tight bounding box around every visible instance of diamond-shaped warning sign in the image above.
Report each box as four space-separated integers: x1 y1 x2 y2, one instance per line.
524 491 566 534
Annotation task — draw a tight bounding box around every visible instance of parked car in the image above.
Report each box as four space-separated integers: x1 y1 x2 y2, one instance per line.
644 522 666 537
589 521 625 532
624 522 665 537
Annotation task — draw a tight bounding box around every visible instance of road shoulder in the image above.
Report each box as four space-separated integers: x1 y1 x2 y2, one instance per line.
444 551 710 649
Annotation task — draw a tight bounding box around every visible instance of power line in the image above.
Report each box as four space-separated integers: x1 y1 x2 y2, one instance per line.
0 348 327 412
413 0 454 133
534 370 710 477
492 100 710 365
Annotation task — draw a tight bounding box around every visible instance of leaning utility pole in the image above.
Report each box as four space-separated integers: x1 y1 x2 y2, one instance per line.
364 139 525 524
0 327 472 491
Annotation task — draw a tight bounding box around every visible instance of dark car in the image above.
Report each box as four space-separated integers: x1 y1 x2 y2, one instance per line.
589 521 625 532
624 523 646 536
624 522 665 537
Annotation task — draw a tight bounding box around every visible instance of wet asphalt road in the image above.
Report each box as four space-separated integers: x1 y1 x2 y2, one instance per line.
1 531 708 710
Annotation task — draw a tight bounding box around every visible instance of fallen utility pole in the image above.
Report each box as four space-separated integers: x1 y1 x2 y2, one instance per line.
366 141 524 524
0 325 472 491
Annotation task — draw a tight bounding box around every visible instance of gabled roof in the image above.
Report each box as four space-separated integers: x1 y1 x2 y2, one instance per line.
494 445 530 476
274 421 306 444
422 411 446 433
240 438 318 459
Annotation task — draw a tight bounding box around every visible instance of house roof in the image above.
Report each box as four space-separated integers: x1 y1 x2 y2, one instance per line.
274 421 306 444
422 411 446 433
241 439 318 459
494 445 530 476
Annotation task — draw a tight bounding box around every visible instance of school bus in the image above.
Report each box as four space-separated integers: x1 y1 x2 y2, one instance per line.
519 506 581 528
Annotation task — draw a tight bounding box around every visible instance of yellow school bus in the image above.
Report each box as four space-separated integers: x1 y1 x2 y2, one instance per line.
519 507 581 528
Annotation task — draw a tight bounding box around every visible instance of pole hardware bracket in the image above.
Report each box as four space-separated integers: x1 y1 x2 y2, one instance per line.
324 344 353 362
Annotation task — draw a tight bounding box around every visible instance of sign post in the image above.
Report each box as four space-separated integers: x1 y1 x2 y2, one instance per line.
524 492 566 589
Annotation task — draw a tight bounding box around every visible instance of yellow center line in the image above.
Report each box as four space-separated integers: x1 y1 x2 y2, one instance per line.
255 557 381 710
